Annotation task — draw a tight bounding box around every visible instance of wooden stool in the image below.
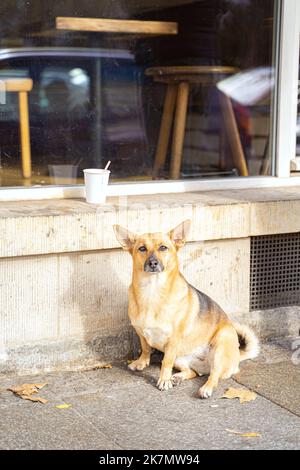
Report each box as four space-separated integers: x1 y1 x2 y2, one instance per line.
145 66 248 179
2 78 33 178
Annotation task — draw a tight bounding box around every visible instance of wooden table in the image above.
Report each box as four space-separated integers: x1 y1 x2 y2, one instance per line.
56 17 178 36
2 78 33 178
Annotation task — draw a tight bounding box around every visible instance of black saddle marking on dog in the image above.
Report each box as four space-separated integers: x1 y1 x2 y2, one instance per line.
189 284 225 319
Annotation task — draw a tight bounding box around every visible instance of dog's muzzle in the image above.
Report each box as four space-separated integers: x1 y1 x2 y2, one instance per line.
144 255 164 273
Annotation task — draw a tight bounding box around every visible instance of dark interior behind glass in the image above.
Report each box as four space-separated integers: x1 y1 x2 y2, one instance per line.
0 0 277 187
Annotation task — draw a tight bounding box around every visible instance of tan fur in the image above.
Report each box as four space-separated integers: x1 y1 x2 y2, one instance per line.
113 220 259 398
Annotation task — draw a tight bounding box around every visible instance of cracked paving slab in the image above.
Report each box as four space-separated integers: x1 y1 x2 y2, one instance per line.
234 339 300 417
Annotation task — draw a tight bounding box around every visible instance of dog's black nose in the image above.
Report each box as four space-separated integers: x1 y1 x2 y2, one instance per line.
144 255 164 273
149 257 158 269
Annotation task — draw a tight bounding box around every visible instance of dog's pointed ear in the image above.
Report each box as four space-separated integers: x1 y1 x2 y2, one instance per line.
168 219 191 249
113 225 137 251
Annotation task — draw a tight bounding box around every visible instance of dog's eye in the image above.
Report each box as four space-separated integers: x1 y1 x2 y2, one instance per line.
159 245 168 251
138 246 147 252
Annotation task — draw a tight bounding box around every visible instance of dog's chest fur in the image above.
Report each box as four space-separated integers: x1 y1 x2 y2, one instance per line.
129 274 176 351
132 312 172 351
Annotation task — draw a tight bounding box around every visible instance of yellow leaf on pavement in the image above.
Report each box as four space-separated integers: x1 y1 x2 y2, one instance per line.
55 404 72 409
226 429 261 438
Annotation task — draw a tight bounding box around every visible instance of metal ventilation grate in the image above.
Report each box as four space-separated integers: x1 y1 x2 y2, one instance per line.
250 233 300 310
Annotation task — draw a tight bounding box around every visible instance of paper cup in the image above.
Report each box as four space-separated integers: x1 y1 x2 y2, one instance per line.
83 169 110 204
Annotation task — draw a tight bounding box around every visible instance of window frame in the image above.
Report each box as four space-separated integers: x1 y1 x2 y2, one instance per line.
275 0 300 177
0 0 299 201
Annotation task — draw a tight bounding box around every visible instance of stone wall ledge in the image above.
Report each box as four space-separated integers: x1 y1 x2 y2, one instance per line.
1 186 300 258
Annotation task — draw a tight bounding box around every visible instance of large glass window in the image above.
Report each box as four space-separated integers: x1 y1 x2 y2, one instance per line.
0 0 279 187
297 52 300 157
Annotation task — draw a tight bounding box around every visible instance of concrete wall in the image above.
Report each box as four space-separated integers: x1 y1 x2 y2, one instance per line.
0 239 250 374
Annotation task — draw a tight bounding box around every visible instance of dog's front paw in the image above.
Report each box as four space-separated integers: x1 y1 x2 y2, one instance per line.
157 378 173 391
198 384 213 399
128 358 149 371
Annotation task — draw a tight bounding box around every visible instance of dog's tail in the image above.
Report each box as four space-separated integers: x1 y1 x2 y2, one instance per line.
233 322 260 361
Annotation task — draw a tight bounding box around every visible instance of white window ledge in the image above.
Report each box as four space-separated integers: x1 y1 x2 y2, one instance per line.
1 176 300 201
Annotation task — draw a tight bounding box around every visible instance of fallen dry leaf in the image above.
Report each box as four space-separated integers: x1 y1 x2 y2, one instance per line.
8 383 48 404
92 363 112 370
9 383 47 395
22 395 48 404
83 362 113 372
222 387 257 404
226 429 261 438
55 403 72 409
240 432 261 438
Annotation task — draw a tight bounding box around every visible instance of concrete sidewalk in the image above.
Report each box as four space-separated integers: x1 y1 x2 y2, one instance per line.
0 340 299 450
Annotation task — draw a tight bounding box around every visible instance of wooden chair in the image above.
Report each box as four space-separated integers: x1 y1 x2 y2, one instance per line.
145 66 248 179
2 78 33 178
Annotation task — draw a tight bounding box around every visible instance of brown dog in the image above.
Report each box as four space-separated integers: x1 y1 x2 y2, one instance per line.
113 220 259 398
